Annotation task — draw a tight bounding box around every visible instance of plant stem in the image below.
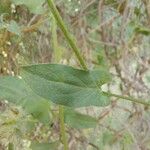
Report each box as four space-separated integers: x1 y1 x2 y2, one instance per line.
59 106 69 150
47 0 87 70
51 15 59 62
103 91 150 106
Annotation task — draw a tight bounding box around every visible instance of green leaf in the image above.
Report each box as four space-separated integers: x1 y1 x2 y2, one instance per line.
134 26 150 36
64 108 98 129
0 76 50 123
121 132 133 145
7 20 21 35
11 0 45 14
21 64 111 107
0 18 21 35
8 143 14 150
30 141 59 150
103 131 114 145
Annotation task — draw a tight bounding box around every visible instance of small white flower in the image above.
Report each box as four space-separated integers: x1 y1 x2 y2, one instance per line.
75 8 79 12
17 76 22 79
6 41 11 46
2 51 7 58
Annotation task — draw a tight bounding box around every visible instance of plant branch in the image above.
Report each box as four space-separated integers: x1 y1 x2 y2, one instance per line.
103 92 150 106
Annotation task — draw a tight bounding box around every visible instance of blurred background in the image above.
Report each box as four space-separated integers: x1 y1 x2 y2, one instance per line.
0 0 150 149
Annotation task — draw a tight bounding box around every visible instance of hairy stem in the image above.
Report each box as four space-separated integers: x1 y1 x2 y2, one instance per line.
59 106 69 150
47 0 87 70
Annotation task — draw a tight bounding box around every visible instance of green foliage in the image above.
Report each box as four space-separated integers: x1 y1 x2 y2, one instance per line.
64 108 98 129
134 26 150 36
30 141 59 150
121 132 133 145
0 76 50 123
0 15 21 35
102 131 114 145
11 0 45 14
7 20 21 35
21 64 111 107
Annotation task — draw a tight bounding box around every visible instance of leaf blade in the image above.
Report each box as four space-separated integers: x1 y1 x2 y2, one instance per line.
21 64 111 107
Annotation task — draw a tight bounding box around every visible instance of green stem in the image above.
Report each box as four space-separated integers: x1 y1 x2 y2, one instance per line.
59 106 69 150
47 0 87 70
103 91 150 106
51 15 61 63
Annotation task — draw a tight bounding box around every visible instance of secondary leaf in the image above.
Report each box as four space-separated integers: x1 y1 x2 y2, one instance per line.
134 26 150 36
0 76 50 123
64 108 98 129
21 64 111 107
7 20 21 35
